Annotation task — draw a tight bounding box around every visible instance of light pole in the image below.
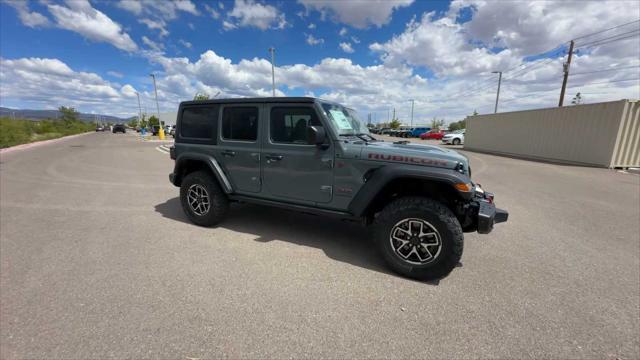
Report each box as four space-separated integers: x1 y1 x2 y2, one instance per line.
149 73 160 118
408 99 414 126
492 71 502 113
268 47 276 96
135 91 143 126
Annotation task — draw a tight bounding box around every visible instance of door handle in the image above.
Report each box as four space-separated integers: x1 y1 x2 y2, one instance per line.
221 150 236 157
265 154 284 162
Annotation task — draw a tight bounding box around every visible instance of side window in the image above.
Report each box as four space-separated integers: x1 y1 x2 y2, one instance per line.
180 105 218 142
270 107 320 144
222 107 258 141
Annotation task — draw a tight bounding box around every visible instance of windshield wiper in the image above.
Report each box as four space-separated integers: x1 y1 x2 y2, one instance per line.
355 133 378 142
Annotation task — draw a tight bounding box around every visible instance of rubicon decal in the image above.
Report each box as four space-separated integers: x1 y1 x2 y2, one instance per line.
368 153 450 167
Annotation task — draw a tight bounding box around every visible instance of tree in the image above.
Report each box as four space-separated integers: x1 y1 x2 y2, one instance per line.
138 114 148 128
389 119 401 129
571 92 583 105
448 119 466 131
58 106 79 122
148 115 160 126
472 109 479 116
430 117 445 130
194 93 210 100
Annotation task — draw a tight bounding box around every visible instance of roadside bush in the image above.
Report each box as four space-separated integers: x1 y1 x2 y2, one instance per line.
0 117 94 148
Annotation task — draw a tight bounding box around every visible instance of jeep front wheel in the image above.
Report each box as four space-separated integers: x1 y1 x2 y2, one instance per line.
180 170 229 227
373 197 463 280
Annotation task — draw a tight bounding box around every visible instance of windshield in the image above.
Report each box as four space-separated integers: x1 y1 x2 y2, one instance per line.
320 102 369 136
453 129 465 134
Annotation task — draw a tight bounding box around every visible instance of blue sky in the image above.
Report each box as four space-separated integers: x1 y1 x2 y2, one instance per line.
1 0 638 121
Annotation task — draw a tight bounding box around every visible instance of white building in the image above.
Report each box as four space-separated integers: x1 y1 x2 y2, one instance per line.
157 112 177 126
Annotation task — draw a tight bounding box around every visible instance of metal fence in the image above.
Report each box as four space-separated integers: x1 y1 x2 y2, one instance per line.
465 99 639 168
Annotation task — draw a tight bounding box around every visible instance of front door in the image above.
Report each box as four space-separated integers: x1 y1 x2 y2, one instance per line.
261 104 334 203
216 104 262 193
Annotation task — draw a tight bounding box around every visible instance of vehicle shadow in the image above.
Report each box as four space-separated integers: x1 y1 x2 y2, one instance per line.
154 197 440 285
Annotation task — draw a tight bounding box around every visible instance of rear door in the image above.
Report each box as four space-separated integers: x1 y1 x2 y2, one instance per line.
261 103 334 204
216 104 262 193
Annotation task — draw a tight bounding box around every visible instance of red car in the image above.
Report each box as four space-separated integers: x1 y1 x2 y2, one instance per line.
420 129 447 140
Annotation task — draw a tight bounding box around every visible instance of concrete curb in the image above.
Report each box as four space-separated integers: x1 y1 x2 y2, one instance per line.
0 132 93 155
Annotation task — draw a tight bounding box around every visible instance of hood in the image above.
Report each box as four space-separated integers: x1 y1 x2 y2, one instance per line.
358 140 469 173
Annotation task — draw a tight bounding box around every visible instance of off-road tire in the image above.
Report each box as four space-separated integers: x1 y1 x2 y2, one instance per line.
452 138 461 145
373 196 464 280
180 170 229 227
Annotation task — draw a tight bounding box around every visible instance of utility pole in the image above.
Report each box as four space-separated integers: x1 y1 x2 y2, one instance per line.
492 71 502 113
268 47 276 97
558 40 575 107
135 91 143 126
387 108 390 122
392 108 396 121
408 99 414 126
150 73 160 117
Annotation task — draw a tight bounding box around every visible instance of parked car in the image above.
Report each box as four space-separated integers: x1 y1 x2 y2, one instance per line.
397 129 413 138
95 126 105 132
408 127 431 138
112 124 126 133
420 129 447 140
442 129 465 145
389 129 401 137
379 128 393 135
168 97 507 281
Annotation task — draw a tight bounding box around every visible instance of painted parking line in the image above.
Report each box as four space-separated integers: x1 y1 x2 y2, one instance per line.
156 145 170 154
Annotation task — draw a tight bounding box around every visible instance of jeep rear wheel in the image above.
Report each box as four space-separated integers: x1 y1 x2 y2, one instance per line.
373 197 463 280
180 170 229 227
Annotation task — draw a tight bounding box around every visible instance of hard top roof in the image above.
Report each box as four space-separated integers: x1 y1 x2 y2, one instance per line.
180 96 320 106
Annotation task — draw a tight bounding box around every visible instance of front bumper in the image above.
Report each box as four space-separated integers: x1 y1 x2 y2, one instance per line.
463 185 508 234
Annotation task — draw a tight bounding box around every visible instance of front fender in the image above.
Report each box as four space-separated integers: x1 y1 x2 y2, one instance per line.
348 164 472 217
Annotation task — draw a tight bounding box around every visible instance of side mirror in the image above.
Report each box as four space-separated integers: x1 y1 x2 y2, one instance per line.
307 126 327 147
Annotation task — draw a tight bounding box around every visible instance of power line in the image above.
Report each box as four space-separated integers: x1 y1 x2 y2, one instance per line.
577 34 640 51
573 18 640 41
503 56 560 81
568 77 640 88
570 65 640 76
576 29 640 48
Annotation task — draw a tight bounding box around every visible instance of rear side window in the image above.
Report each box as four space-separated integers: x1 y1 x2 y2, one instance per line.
222 107 258 141
180 105 218 141
270 107 320 144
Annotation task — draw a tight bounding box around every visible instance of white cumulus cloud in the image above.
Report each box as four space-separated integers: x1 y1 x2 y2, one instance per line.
47 0 138 52
339 42 354 53
298 0 413 28
4 0 50 28
306 34 324 46
226 0 286 30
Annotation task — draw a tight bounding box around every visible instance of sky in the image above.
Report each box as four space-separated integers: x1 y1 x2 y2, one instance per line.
0 0 639 123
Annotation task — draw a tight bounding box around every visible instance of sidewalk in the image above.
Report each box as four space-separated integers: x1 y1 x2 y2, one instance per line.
130 131 174 143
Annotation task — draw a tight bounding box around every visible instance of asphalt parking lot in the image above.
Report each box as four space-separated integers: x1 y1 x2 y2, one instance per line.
1 132 638 359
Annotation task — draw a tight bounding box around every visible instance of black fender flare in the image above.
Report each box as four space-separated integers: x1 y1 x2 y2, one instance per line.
348 164 472 217
171 152 233 193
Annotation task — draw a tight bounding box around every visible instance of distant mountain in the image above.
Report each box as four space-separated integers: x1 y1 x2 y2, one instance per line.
0 107 130 123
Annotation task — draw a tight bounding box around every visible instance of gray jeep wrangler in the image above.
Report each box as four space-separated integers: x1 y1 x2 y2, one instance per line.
169 97 508 280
